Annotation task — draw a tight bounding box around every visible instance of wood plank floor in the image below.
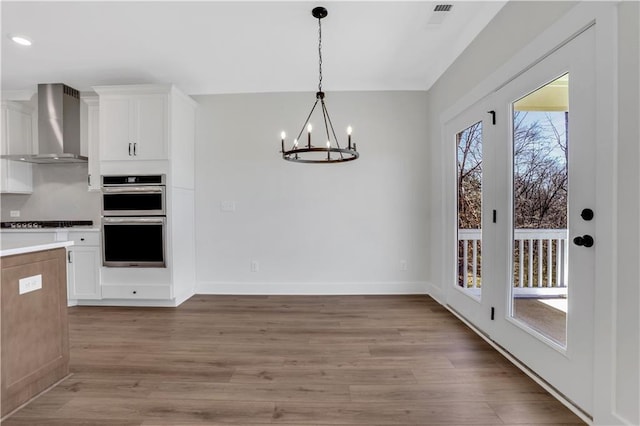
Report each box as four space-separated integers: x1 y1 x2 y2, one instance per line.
3 295 585 425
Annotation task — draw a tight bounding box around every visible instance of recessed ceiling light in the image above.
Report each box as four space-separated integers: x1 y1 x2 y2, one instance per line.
9 34 32 46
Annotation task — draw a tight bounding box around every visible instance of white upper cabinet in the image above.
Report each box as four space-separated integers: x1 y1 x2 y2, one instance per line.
135 96 167 160
94 86 168 162
2 102 32 156
81 95 100 191
1 101 33 194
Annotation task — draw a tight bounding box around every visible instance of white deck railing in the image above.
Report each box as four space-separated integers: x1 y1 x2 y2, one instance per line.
458 228 568 290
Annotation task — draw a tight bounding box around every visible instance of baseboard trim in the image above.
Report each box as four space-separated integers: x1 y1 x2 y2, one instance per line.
425 281 444 304
76 298 181 307
174 289 196 307
195 281 429 295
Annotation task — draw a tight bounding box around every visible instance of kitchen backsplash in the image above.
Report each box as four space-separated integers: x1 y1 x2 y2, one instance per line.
0 163 100 224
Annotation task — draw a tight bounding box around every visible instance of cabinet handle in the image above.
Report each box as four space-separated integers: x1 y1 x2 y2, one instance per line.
68 251 72 263
129 143 132 156
80 238 85 241
132 290 137 295
133 143 137 156
88 174 91 186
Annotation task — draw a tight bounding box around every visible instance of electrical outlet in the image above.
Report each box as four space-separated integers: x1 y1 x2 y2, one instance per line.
400 260 408 271
19 274 42 295
251 260 259 272
220 201 236 212
10 210 20 218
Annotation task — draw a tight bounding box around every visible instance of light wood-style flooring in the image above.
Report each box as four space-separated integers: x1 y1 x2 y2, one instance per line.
4 295 585 425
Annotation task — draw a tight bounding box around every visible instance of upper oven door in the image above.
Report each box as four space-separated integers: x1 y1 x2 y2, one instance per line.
102 185 166 216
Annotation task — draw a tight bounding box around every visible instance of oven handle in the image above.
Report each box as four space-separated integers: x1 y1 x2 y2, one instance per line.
102 186 165 194
103 217 166 225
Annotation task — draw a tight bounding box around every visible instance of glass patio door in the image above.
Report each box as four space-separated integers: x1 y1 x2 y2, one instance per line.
445 25 596 416
490 26 596 414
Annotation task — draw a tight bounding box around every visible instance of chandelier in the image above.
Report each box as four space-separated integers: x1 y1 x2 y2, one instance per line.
280 6 359 164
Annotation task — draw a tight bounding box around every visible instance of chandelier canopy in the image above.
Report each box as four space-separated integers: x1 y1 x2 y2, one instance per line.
280 6 359 164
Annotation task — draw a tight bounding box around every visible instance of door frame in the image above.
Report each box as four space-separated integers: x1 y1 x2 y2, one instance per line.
435 3 618 423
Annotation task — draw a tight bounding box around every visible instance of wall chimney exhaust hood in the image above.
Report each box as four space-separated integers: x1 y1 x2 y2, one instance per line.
2 83 87 164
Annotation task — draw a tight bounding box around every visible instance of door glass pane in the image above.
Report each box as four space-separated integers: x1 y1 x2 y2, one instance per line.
511 74 568 346
457 121 482 299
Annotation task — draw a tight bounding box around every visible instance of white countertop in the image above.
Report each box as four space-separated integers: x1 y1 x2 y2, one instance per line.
0 240 74 257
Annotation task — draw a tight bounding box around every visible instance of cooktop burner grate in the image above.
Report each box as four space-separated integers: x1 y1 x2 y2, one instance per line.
1 220 93 229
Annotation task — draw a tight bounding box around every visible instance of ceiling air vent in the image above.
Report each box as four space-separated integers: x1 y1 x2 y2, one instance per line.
428 4 453 25
434 4 452 12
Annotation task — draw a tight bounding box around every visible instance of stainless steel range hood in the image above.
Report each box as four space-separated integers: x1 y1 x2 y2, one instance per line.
2 83 87 164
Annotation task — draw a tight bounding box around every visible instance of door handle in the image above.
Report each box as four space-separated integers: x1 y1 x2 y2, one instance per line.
581 208 594 221
129 143 132 156
573 235 594 247
133 143 137 156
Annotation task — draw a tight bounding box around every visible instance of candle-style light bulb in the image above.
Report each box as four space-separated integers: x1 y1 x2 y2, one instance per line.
326 141 331 148
307 123 312 148
281 131 286 140
327 140 331 160
347 126 352 135
347 126 353 149
307 124 313 133
293 138 298 148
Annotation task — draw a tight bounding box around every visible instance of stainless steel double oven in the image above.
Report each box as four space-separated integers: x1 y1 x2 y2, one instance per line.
101 175 166 267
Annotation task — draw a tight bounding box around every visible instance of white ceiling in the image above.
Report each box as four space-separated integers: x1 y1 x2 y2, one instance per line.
1 1 506 96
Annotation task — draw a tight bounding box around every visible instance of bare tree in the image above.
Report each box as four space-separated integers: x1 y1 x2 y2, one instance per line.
513 111 567 229
457 122 482 229
456 112 567 230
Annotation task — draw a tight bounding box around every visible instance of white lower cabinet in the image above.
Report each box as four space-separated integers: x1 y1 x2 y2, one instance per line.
66 231 101 301
68 246 101 300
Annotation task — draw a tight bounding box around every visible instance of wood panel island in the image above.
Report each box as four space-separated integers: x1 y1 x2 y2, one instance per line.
0 241 72 419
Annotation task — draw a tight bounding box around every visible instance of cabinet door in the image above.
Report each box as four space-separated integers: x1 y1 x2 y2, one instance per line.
1 159 33 193
68 247 101 300
1 103 33 194
86 101 101 190
134 95 167 160
100 98 132 161
5 107 33 155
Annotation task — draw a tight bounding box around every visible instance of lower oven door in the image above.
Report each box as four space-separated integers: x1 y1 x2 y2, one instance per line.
102 217 166 267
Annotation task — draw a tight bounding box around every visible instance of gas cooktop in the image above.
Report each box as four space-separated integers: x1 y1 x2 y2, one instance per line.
1 220 93 229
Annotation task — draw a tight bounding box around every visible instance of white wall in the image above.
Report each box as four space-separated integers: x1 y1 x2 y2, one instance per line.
426 1 639 424
614 1 639 423
194 91 429 294
0 163 100 224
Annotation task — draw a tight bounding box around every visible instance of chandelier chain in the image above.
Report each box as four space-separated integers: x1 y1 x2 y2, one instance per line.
318 16 323 93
